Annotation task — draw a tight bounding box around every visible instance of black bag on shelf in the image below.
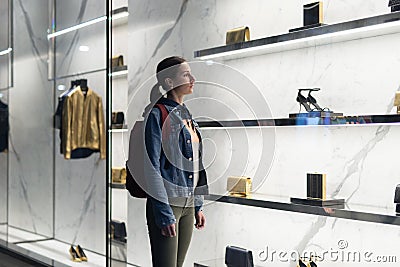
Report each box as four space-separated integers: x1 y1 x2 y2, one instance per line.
225 246 254 267
111 112 125 125
110 220 127 241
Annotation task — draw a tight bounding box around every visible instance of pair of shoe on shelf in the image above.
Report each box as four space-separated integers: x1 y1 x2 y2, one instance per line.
69 245 88 262
298 257 318 267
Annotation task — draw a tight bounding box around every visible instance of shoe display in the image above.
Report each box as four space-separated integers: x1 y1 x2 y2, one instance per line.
76 245 88 262
296 90 312 112
306 90 323 111
69 245 81 262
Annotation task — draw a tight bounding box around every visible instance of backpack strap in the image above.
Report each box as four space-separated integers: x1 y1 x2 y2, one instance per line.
155 103 170 141
155 103 168 126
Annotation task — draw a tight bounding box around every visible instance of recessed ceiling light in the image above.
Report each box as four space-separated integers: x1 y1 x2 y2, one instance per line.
79 45 90 52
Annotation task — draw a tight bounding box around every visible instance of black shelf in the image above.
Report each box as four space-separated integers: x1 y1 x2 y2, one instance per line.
110 183 126 189
206 194 400 226
194 12 400 60
111 6 128 16
111 65 127 73
197 114 400 128
111 6 129 26
110 124 128 130
111 238 127 245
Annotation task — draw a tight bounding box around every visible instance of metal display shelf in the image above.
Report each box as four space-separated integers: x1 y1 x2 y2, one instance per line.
194 12 400 60
197 114 400 128
110 183 126 189
110 65 128 78
206 193 400 226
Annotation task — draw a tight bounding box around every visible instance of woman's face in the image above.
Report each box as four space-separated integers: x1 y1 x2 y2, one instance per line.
168 62 195 96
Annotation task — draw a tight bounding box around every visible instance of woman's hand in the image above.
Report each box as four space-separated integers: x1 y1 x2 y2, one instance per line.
161 223 176 237
195 211 206 230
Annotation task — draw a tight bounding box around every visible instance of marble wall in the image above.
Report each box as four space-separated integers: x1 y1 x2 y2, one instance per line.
0 0 10 239
0 0 11 90
53 1 107 254
5 0 107 255
127 0 400 266
0 91 8 242
54 71 106 255
8 0 53 237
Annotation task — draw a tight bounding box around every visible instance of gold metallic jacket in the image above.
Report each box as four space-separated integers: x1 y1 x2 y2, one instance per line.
62 88 106 159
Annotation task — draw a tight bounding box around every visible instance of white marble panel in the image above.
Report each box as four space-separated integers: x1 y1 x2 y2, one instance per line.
111 189 128 222
0 225 6 242
111 131 129 167
0 0 9 50
0 54 11 89
0 142 7 224
112 17 129 68
112 0 128 10
8 0 53 238
126 197 150 266
127 1 400 267
55 21 106 78
260 125 400 208
7 226 47 244
55 0 105 30
54 71 106 255
17 239 106 267
8 227 45 244
0 0 10 90
188 203 400 267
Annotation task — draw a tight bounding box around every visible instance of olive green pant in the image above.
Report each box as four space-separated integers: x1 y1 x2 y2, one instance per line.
146 198 195 267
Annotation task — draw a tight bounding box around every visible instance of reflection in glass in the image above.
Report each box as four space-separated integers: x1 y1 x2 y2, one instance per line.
0 0 10 50
54 20 106 78
0 54 11 90
0 0 10 242
0 91 8 242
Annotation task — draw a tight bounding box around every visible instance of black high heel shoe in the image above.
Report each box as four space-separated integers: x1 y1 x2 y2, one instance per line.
307 91 323 111
69 245 81 262
297 258 309 267
76 245 88 261
309 256 319 267
296 91 312 112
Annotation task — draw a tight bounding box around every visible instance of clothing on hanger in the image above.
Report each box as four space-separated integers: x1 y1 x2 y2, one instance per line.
62 86 106 159
55 80 79 130
55 79 99 159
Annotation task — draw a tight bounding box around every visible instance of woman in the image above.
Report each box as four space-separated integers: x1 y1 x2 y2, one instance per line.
143 56 209 267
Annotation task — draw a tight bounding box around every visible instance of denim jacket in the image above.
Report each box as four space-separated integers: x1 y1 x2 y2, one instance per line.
144 98 209 228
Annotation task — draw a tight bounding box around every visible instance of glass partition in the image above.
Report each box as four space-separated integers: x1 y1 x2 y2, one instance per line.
0 89 8 242
0 0 12 90
0 0 11 243
2 0 109 266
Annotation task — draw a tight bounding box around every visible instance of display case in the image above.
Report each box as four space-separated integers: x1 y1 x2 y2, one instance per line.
109 0 129 266
1 1 400 267
126 1 400 266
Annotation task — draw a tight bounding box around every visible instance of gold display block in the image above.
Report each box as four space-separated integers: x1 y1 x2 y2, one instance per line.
111 55 124 68
394 91 400 114
112 167 127 184
227 176 252 196
226 26 250 45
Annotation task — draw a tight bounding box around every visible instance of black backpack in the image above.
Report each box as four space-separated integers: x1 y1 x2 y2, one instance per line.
126 104 169 198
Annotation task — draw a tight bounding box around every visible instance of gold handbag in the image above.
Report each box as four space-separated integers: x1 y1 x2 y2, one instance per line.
112 167 127 184
394 92 400 114
226 26 250 45
111 55 124 68
227 176 252 196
